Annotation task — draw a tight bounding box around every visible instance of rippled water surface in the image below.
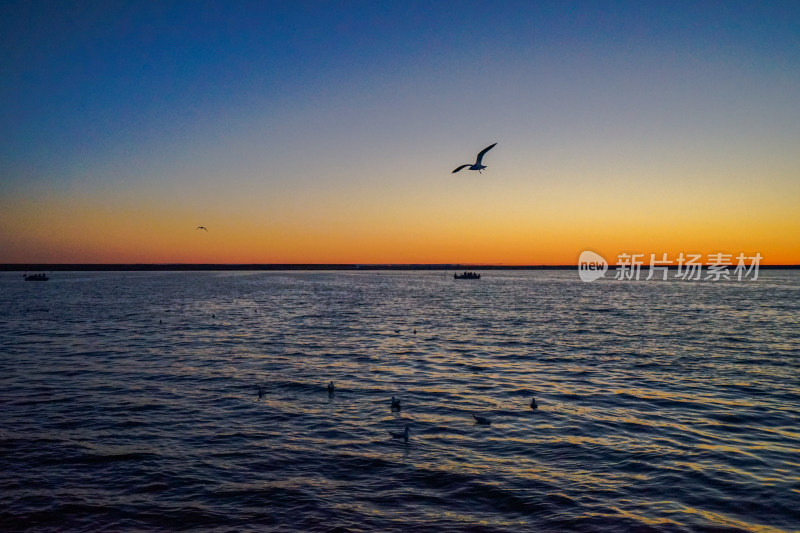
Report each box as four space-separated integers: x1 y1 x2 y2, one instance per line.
1 270 799 532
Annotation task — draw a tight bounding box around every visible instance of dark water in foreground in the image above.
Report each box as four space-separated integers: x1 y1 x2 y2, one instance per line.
1 271 799 532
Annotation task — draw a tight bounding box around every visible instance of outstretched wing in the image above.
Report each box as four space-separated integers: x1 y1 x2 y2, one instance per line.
474 142 497 165
452 164 470 173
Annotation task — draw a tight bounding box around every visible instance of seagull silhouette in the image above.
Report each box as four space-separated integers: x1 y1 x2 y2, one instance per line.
452 143 497 174
391 396 402 411
196 226 208 231
389 425 410 443
472 413 492 425
327 381 335 396
530 397 538 409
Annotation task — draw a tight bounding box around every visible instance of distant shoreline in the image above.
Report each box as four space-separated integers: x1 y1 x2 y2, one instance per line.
2 264 799 271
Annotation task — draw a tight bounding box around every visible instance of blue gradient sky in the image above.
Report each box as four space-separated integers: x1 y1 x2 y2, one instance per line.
2 1 799 263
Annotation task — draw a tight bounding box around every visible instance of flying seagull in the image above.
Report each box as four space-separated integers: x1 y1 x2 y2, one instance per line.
196 226 208 231
452 143 497 174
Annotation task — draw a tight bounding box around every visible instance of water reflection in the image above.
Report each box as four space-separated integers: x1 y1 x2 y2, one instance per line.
1 270 798 531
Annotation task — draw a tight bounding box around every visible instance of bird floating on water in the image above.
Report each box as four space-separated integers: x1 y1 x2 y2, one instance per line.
472 413 492 425
327 381 335 396
258 386 265 399
391 396 402 411
530 397 538 409
452 143 497 174
389 425 410 443
196 226 208 231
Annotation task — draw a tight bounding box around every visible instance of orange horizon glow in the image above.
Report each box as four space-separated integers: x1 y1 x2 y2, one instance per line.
2 185 798 266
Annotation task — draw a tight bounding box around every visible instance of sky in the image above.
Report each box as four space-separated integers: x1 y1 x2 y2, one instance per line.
1 0 799 265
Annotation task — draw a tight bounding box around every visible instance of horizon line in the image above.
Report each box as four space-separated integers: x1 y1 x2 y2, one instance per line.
3 263 799 272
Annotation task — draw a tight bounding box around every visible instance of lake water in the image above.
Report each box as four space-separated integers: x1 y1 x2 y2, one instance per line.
1 270 798 532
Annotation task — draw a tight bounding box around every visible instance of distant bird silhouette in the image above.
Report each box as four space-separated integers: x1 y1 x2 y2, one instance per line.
196 226 208 231
389 425 410 443
452 143 497 174
530 397 538 409
391 396 402 411
327 381 335 396
472 413 492 425
258 386 265 399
